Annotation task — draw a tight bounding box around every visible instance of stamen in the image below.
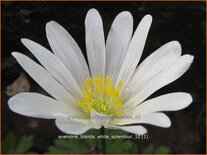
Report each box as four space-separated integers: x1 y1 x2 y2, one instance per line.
78 74 123 116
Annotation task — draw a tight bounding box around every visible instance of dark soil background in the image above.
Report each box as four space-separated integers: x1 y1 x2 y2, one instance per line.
1 1 206 153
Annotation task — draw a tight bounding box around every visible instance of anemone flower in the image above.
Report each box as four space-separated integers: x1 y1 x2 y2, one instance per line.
8 9 194 135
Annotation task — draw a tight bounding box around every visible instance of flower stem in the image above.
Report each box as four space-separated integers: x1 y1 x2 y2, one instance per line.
100 127 106 154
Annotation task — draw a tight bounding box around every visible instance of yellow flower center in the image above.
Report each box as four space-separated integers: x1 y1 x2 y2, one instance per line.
78 74 123 117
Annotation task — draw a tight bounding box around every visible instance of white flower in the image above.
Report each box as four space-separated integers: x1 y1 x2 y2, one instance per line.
8 9 194 135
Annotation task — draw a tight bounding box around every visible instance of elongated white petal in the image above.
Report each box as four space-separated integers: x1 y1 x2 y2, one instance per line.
123 41 181 100
106 11 133 82
130 92 192 115
21 38 82 99
46 21 90 85
12 52 77 107
116 15 152 87
123 54 194 110
85 8 105 76
90 111 110 129
115 113 171 128
8 93 71 119
55 118 91 135
112 125 147 135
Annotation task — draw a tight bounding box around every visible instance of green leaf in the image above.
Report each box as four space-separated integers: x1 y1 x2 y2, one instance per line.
14 135 34 153
142 145 170 154
142 144 154 154
53 139 73 149
47 146 70 153
154 146 170 154
2 132 34 154
105 129 126 135
47 138 93 153
84 129 100 135
106 140 136 153
2 132 16 153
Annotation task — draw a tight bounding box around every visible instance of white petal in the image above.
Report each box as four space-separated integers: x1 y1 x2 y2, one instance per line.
112 125 147 135
8 93 72 119
116 15 152 87
130 92 192 115
115 113 171 128
123 41 181 100
21 38 82 99
106 11 133 82
123 54 194 110
90 111 110 129
46 21 90 85
12 52 77 108
55 118 91 135
85 8 105 76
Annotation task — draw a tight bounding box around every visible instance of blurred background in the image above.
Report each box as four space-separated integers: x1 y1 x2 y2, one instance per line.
1 1 206 154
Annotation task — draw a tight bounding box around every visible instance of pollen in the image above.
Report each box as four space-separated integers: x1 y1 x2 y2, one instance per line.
78 74 123 116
